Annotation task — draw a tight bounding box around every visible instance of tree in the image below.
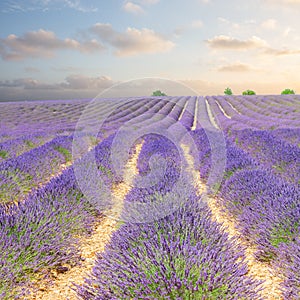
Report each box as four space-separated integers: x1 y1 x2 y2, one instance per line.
242 90 256 95
281 88 295 95
152 90 167 96
224 87 233 95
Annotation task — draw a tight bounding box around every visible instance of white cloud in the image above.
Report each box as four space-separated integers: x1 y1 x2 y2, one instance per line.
0 74 114 91
261 19 277 30
0 76 114 101
190 20 203 29
1 0 98 13
283 27 293 36
137 0 160 4
262 47 300 56
24 67 40 73
217 18 260 31
0 29 105 61
266 0 300 6
217 62 254 72
173 19 204 38
60 74 113 89
91 23 175 56
123 1 144 14
206 35 268 50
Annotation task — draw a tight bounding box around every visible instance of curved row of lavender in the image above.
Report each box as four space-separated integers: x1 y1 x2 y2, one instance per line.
0 97 174 206
77 133 262 300
0 135 74 204
206 95 300 299
0 134 117 299
0 97 180 298
212 94 300 130
0 133 55 162
1 95 298 298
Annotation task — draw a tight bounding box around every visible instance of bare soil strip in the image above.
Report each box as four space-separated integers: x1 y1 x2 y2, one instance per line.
205 99 220 129
191 98 198 131
215 100 232 119
25 142 143 300
181 144 283 300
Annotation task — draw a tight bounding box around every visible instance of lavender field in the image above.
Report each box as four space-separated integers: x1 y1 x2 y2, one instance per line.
0 95 299 299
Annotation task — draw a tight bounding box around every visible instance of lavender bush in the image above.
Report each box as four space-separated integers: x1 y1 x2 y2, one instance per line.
77 194 262 300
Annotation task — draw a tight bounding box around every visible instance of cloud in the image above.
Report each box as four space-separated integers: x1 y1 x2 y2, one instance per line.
0 74 115 100
206 35 268 50
0 75 113 90
24 67 40 73
283 27 293 37
0 29 105 61
91 23 175 56
173 19 204 38
1 0 98 13
261 19 277 30
136 0 160 4
0 78 56 89
206 32 300 58
262 47 300 56
123 2 144 14
217 62 254 72
60 74 113 89
122 0 159 14
266 0 300 7
190 20 203 29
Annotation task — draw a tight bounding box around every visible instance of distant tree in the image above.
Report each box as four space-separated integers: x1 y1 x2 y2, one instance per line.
242 90 256 95
224 87 233 95
152 90 167 96
281 88 295 95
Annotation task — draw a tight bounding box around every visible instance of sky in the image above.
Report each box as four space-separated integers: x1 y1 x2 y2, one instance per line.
1 0 300 101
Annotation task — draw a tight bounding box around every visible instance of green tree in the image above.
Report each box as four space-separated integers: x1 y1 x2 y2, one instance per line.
242 90 256 95
281 88 295 95
224 87 233 95
152 90 167 96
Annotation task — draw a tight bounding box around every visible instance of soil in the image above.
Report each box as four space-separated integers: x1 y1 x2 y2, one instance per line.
181 143 283 300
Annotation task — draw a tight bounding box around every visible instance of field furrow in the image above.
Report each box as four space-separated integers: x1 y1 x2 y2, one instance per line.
25 142 143 300
181 143 283 300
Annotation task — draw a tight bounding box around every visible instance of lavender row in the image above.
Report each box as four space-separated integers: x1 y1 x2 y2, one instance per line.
205 101 300 297
77 133 262 299
178 96 197 129
0 98 181 298
0 97 170 205
227 128 300 185
0 133 54 162
223 95 300 128
0 133 121 299
0 135 75 204
214 96 291 129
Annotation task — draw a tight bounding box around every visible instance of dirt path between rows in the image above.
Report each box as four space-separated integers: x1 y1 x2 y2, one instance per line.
181 143 283 300
25 142 143 300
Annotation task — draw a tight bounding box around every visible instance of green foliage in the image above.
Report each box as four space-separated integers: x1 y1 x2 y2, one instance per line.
224 87 233 95
0 150 8 159
242 90 256 95
270 224 295 248
152 90 167 96
24 140 35 148
281 88 295 95
54 146 72 162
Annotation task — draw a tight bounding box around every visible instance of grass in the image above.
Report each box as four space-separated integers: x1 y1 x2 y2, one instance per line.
0 170 33 203
54 146 72 162
0 150 8 159
24 140 35 148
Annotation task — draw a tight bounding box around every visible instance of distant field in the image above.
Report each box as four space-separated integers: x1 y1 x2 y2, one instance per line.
0 95 299 299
